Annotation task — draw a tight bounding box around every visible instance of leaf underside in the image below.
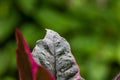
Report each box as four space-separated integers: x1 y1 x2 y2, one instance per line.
32 29 84 80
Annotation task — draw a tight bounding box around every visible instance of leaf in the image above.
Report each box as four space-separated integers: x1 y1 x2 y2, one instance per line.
35 8 81 33
113 72 120 80
15 28 55 80
32 29 84 80
0 11 18 43
17 0 36 15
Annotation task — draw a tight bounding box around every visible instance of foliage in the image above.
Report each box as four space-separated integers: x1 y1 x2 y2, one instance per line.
0 0 120 80
15 29 55 80
32 29 83 80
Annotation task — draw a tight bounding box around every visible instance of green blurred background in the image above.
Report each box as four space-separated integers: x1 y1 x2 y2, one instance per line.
0 0 120 80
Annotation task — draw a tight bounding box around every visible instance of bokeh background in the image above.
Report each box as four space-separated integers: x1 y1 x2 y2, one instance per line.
0 0 120 80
